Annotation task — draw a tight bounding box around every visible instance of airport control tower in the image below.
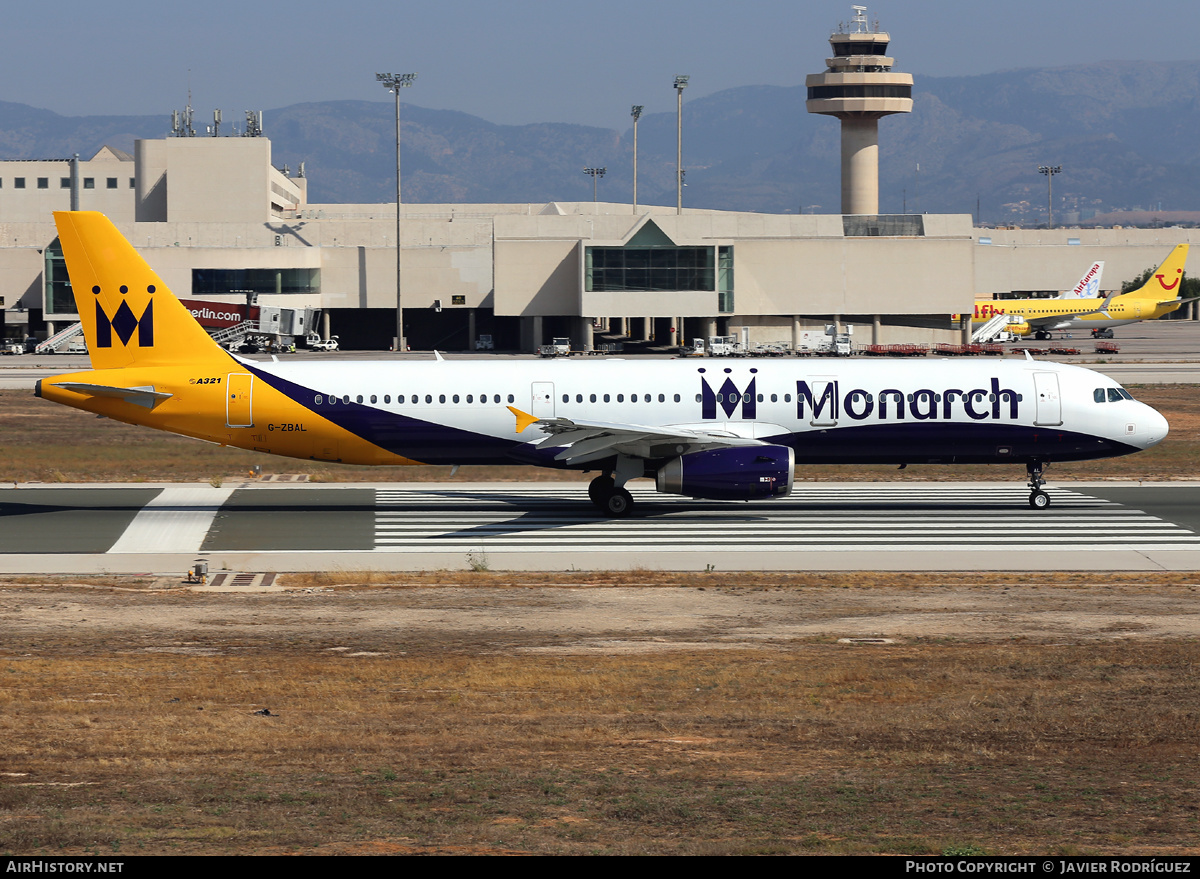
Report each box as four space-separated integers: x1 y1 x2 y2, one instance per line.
806 6 913 215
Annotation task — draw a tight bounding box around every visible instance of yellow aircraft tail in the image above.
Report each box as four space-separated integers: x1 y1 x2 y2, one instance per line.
1127 243 1189 301
53 211 228 370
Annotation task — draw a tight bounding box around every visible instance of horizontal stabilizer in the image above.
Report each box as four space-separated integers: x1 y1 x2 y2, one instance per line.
54 382 173 410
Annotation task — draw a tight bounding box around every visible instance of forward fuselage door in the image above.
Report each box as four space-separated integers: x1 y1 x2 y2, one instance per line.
226 372 254 428
531 382 555 418
1033 372 1062 426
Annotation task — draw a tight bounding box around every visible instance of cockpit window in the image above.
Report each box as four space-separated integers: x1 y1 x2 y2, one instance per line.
1096 387 1134 403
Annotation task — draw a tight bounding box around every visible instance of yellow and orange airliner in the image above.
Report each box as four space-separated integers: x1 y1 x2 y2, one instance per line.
958 244 1191 339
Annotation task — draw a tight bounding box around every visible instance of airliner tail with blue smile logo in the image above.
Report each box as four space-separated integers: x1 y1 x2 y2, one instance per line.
38 211 1170 514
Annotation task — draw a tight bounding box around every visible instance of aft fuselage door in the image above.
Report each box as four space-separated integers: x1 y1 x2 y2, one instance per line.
226 372 254 428
531 382 555 418
1033 372 1062 426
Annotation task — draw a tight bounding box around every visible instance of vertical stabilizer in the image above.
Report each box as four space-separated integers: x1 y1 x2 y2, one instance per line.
53 211 229 370
1130 244 1189 300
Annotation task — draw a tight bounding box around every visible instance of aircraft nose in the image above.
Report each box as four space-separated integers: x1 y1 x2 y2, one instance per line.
1134 404 1169 449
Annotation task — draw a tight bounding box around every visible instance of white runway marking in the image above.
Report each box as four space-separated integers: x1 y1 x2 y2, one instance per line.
372 485 1200 553
107 486 236 554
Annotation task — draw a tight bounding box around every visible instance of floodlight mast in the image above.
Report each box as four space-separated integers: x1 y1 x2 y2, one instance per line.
583 167 607 202
376 71 417 351
674 76 688 214
631 105 643 213
1038 164 1062 230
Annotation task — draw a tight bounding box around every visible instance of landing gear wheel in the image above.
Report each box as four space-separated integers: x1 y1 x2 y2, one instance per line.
588 474 614 506
1029 489 1050 510
600 486 634 517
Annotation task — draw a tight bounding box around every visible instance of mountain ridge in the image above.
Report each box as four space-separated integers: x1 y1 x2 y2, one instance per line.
1 60 1197 223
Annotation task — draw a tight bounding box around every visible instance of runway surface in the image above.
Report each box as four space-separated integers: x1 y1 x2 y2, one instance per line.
3 481 1200 573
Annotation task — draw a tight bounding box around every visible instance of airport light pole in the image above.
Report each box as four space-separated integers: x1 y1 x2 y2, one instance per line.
1038 164 1061 230
583 167 606 203
377 71 417 350
674 76 688 215
630 105 643 213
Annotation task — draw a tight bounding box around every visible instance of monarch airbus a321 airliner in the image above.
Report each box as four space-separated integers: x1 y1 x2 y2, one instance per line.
38 212 1169 513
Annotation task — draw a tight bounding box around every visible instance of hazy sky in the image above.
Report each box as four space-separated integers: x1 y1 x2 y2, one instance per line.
8 0 1198 130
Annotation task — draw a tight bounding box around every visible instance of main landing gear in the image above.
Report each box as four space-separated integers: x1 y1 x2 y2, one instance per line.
1027 461 1050 509
589 472 633 516
588 456 643 517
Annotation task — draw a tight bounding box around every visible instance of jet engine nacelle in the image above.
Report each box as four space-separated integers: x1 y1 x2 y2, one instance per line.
656 445 795 501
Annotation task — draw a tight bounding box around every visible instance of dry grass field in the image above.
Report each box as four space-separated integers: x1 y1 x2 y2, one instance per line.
1 384 1197 484
3 573 1200 856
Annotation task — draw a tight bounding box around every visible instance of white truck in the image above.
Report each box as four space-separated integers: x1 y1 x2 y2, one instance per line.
705 335 745 357
538 337 572 358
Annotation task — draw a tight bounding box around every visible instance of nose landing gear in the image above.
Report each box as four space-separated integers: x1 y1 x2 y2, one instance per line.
1027 461 1050 509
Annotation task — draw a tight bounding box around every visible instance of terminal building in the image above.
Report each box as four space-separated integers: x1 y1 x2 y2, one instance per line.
0 11 1195 351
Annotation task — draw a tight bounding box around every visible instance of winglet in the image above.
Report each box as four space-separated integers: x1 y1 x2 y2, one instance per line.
507 405 540 434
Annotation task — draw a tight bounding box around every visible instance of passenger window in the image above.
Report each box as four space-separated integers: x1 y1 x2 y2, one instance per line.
562 394 569 403
695 394 702 402
356 395 364 404
1107 388 1123 402
384 395 390 403
425 395 432 404
370 395 377 404
314 395 323 405
576 394 583 403
785 394 792 402
590 394 597 403
1094 389 1106 403
453 394 460 403
673 394 680 402
770 394 777 402
466 394 473 403
411 395 418 404
343 395 350 405
507 394 514 403
658 394 665 402
617 394 624 402
603 394 610 402
494 394 501 404
439 394 446 403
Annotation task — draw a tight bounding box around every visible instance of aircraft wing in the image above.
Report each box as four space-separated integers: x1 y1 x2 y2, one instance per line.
508 407 765 466
1024 292 1120 330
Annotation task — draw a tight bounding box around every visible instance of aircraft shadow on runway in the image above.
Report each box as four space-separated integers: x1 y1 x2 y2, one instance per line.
405 488 1067 540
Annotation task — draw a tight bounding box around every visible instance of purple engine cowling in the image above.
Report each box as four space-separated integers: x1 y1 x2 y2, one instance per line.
656 445 795 501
